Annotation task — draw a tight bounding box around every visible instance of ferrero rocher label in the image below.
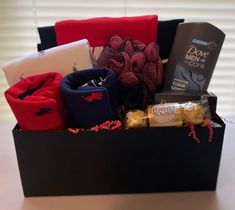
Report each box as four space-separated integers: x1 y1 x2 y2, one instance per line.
148 103 182 127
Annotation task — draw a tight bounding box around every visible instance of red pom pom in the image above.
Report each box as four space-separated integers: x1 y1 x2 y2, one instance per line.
98 34 163 93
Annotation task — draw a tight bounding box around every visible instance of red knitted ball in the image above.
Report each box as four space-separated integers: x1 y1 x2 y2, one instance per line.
144 42 158 62
108 58 125 76
155 57 164 87
109 35 123 50
120 51 131 73
118 72 139 87
133 40 146 51
124 40 134 56
142 62 157 83
136 73 156 93
131 52 146 73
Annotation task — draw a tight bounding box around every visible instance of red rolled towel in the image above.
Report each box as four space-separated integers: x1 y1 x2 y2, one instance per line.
5 72 66 130
55 15 158 47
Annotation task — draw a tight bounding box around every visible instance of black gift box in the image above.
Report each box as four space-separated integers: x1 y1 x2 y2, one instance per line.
13 114 225 197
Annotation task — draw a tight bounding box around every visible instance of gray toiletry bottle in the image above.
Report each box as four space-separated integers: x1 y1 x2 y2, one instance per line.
163 22 225 92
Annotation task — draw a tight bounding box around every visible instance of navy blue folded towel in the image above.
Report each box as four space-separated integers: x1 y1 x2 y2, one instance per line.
61 68 118 128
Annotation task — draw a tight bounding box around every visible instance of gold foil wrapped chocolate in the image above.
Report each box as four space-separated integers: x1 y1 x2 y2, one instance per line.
125 110 147 129
147 100 207 127
147 103 182 127
180 102 204 125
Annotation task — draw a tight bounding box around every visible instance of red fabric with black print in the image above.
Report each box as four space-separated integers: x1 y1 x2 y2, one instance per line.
55 15 158 46
5 72 66 130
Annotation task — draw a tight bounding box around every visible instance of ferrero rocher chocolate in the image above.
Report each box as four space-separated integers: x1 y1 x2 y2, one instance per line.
181 102 204 125
147 103 182 127
125 110 147 129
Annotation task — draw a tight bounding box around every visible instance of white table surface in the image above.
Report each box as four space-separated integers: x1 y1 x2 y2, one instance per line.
0 119 234 210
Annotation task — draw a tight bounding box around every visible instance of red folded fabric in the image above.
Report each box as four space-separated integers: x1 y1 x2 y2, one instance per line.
5 72 66 131
55 15 158 46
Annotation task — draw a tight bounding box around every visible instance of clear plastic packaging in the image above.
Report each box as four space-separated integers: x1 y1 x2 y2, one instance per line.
147 95 211 127
125 110 148 129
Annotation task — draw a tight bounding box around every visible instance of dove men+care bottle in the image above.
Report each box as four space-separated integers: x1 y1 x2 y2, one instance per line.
164 22 225 92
